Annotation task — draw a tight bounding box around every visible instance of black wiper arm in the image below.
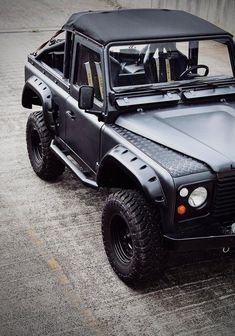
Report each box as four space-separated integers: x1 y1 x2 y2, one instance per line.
173 79 209 88
114 85 167 94
175 78 235 89
194 80 219 90
114 78 235 94
115 86 143 93
201 78 235 87
148 84 170 94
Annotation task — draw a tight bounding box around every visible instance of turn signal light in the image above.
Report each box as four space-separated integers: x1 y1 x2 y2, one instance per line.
177 205 186 216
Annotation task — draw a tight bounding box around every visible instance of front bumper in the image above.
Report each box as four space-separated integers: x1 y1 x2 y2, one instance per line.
164 224 235 251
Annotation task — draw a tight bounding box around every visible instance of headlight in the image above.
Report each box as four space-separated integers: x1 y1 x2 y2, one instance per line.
188 187 208 208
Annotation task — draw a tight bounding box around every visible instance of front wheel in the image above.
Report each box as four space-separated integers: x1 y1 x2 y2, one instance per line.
26 111 65 181
102 190 165 285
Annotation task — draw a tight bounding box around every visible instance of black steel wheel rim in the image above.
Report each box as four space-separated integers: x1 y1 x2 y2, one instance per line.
31 128 42 162
111 214 133 264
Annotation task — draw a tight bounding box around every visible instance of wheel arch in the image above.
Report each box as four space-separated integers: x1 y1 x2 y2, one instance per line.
97 145 166 204
22 76 55 132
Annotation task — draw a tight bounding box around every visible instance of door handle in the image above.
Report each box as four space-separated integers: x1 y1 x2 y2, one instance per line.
66 110 76 120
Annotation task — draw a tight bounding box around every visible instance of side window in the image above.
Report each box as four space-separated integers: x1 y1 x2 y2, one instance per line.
36 31 66 74
75 45 103 102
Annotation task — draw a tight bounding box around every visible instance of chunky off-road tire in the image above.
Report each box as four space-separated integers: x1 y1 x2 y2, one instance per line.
26 111 65 180
102 189 165 285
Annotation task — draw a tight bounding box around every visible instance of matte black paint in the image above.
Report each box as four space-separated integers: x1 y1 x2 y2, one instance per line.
116 102 235 172
97 144 166 203
22 75 54 131
22 10 235 251
62 9 231 45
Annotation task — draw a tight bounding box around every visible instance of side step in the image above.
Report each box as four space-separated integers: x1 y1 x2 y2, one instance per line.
50 140 98 190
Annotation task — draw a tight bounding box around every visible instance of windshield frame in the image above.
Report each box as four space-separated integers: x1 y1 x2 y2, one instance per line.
105 34 235 94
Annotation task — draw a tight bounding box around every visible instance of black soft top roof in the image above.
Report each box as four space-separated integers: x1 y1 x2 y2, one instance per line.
62 9 231 45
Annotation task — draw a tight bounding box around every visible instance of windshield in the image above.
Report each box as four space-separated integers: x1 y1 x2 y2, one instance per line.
109 38 234 91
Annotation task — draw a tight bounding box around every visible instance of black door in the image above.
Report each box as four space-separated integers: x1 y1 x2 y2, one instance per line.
65 41 104 172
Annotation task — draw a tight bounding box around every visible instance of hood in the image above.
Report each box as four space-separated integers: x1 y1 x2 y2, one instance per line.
115 103 235 173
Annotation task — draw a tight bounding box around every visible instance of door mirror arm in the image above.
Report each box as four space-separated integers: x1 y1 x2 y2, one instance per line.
84 109 104 122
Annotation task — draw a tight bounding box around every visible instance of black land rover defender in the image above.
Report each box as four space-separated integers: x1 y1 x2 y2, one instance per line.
22 9 235 285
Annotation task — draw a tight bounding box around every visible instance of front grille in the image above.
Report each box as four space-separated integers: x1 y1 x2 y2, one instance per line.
213 172 235 218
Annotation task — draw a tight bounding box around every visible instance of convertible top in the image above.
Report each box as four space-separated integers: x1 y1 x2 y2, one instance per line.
62 9 231 45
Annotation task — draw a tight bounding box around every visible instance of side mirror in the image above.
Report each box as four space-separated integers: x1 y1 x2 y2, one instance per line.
78 85 94 110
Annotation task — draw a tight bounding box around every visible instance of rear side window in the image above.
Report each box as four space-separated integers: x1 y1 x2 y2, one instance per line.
36 31 66 75
74 45 103 102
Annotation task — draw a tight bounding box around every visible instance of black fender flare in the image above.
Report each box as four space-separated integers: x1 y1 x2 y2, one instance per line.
97 145 166 204
22 75 55 132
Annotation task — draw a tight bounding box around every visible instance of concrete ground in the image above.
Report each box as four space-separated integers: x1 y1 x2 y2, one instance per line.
0 1 234 335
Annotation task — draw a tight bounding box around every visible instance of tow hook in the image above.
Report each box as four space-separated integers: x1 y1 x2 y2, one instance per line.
222 247 230 254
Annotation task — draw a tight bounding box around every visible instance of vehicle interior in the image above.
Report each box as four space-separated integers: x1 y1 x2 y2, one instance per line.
35 35 234 95
110 42 188 87
109 39 233 89
36 39 65 74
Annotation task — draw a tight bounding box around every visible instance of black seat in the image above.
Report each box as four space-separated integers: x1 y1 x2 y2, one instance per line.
144 44 188 83
110 56 122 86
143 44 158 83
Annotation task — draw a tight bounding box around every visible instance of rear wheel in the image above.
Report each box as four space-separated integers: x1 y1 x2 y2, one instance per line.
26 111 65 180
102 189 165 285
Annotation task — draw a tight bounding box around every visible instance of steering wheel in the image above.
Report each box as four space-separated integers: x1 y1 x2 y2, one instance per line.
179 65 209 80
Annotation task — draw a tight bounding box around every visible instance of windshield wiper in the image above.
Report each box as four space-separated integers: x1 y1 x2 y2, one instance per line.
114 85 167 94
114 78 235 94
174 77 235 89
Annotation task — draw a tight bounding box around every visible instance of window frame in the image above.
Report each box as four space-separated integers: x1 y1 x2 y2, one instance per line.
70 34 105 109
106 35 235 93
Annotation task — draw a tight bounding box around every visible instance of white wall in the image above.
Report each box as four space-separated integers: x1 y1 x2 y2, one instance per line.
115 0 235 37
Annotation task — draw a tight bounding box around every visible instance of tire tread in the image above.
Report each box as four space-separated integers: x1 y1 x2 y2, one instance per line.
26 111 65 180
102 189 165 285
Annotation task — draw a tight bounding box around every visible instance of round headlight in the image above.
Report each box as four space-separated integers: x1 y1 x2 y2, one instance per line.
188 187 207 208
